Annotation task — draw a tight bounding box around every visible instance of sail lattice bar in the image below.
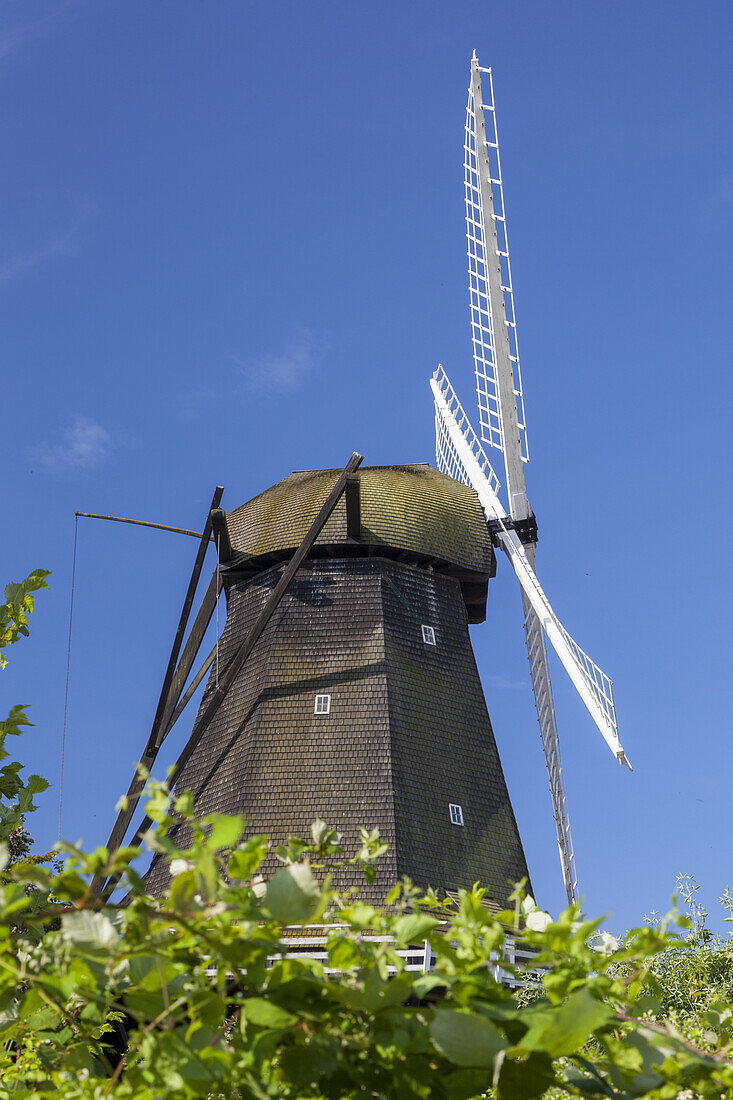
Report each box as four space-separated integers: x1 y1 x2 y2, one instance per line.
433 365 501 498
465 68 529 463
432 367 629 771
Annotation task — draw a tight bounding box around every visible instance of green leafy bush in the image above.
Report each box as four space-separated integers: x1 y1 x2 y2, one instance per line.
2 571 732 1098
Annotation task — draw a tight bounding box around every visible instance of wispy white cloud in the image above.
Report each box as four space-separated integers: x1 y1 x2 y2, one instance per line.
234 333 318 394
485 673 528 691
28 416 112 472
0 0 81 61
0 198 93 285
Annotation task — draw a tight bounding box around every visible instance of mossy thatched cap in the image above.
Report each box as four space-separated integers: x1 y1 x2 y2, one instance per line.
225 464 493 579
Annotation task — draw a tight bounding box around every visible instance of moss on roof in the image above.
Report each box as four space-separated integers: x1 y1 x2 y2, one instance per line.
226 464 493 576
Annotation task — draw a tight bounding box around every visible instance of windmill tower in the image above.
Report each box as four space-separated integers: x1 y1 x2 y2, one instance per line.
94 54 626 909
142 463 532 907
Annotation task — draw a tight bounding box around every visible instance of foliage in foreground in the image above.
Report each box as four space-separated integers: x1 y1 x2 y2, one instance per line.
1 571 733 1099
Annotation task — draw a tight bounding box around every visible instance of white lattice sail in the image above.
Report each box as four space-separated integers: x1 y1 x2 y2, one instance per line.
432 367 629 771
433 57 630 906
433 365 501 497
465 67 529 463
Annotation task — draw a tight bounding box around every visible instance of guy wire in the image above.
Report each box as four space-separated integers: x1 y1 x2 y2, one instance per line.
58 514 78 842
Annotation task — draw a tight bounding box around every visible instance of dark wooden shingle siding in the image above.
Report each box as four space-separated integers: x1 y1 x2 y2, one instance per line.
147 555 530 907
380 564 531 901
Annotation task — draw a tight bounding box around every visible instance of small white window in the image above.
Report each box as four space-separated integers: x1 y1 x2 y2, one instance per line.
449 803 464 826
314 694 331 715
422 624 436 646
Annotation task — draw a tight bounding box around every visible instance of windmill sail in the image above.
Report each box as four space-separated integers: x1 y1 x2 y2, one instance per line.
465 60 529 468
434 363 502 497
432 368 628 768
432 56 628 903
521 589 578 905
434 367 578 900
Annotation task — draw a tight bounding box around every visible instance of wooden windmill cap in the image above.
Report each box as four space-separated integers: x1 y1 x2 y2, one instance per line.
223 464 495 623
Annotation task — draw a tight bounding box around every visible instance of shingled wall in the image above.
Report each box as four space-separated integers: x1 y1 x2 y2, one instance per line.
379 562 530 900
147 555 530 907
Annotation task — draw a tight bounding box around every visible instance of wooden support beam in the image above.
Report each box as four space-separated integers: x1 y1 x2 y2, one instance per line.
145 486 223 757
345 474 361 540
160 643 217 740
93 488 223 890
96 632 219 898
99 452 363 899
211 508 232 562
92 570 221 891
157 570 221 744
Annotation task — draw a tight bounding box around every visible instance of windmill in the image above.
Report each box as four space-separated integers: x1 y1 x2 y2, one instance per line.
430 54 630 906
89 53 625 913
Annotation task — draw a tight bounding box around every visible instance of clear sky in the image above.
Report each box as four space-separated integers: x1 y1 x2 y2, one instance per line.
3 0 732 933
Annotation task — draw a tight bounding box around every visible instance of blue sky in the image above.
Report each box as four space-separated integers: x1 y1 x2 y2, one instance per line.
3 0 732 932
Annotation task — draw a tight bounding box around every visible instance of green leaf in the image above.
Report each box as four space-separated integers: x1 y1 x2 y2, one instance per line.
343 902 378 928
188 990 226 1029
52 870 89 901
202 812 244 850
327 935 360 970
391 912 440 944
442 1067 494 1099
61 910 119 952
169 868 199 909
385 882 401 905
0 881 32 917
174 790 194 816
519 987 613 1058
412 972 448 998
0 706 32 737
243 998 297 1029
337 970 413 1013
145 786 171 824
26 774 49 795
430 1008 507 1067
310 818 331 845
0 991 19 1031
228 835 268 880
27 1006 60 1032
15 863 51 887
495 1051 557 1099
278 1037 339 1086
263 862 320 924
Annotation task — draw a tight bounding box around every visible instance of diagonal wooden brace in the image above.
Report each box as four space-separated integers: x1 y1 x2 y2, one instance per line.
93 488 223 891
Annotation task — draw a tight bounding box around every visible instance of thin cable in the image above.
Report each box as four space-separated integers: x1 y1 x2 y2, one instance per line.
215 533 220 686
58 514 78 841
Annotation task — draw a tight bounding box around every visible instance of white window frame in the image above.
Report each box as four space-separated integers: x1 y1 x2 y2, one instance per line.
421 624 436 646
314 694 331 715
449 803 464 826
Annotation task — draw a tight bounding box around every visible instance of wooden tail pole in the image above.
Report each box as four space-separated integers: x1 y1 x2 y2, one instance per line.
75 512 212 541
98 452 363 900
